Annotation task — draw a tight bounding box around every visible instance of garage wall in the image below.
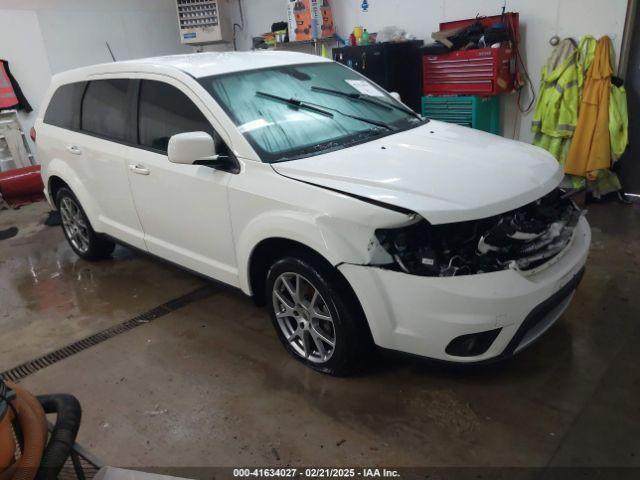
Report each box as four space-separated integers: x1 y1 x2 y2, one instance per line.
0 8 51 155
0 0 190 154
329 0 629 143
227 0 287 51
1 0 628 155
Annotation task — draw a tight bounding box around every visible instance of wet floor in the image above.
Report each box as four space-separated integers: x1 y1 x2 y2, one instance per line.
1 200 639 468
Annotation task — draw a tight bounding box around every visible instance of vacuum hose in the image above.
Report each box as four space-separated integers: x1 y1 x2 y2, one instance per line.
0 381 16 471
0 382 48 480
34 395 82 480
0 378 83 480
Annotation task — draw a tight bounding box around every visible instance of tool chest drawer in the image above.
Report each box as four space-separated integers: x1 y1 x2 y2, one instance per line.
421 95 500 134
423 47 514 96
423 12 519 96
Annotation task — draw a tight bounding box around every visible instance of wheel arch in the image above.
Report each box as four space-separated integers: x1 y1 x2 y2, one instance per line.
247 237 332 305
44 160 101 230
251 236 375 363
48 175 69 207
246 237 364 319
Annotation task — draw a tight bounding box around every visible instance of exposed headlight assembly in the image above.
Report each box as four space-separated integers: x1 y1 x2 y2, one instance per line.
373 189 582 277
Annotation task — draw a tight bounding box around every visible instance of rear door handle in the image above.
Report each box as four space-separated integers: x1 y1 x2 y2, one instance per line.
67 145 82 155
128 164 150 176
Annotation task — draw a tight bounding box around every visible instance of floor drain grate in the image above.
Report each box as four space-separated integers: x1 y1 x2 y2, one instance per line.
1 284 216 383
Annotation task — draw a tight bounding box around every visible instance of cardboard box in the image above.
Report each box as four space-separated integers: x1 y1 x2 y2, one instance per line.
287 0 334 42
287 0 313 42
317 0 335 38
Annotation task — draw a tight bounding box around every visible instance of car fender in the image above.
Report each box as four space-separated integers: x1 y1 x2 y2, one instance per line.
231 161 415 296
235 206 413 295
45 158 102 231
235 209 341 295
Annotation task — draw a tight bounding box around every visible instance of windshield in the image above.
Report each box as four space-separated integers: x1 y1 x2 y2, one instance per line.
199 62 426 163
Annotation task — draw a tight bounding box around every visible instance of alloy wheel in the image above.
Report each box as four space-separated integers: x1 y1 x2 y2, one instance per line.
272 272 336 363
60 197 90 254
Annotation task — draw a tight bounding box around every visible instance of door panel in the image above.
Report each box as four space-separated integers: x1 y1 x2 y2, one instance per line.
73 133 145 248
126 79 238 285
76 78 145 248
127 149 238 286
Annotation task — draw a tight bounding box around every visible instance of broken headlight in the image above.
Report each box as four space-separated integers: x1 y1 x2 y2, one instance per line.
374 189 582 277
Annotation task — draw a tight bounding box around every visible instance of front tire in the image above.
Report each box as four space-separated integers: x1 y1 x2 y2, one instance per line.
266 254 371 376
56 187 115 261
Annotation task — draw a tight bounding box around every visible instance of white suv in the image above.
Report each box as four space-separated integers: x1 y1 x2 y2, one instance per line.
36 52 590 375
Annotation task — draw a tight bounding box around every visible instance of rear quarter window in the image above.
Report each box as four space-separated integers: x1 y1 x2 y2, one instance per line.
43 82 86 130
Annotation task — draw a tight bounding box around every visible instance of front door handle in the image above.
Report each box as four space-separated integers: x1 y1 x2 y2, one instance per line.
128 164 150 176
67 145 82 155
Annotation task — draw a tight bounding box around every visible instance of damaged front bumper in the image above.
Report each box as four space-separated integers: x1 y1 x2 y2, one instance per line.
339 216 591 362
371 189 583 278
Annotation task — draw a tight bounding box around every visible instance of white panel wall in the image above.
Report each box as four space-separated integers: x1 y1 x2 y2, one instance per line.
36 11 133 73
0 0 190 153
228 0 287 51
0 0 628 154
0 8 52 154
330 0 629 143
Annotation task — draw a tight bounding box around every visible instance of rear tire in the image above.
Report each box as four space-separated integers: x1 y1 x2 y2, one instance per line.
266 253 372 376
56 187 115 261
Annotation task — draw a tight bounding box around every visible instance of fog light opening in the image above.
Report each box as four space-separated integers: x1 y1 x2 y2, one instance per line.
445 328 502 357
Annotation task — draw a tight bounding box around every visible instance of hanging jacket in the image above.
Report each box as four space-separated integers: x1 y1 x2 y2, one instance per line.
564 36 613 179
609 83 628 161
0 60 32 113
532 134 571 165
576 35 597 82
532 39 580 139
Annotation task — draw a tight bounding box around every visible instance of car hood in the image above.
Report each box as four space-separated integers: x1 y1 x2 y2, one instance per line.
272 121 563 224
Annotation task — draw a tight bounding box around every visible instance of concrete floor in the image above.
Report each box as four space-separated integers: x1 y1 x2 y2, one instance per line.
1 200 639 469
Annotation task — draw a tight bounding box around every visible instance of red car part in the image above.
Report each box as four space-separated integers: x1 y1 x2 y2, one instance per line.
0 165 45 207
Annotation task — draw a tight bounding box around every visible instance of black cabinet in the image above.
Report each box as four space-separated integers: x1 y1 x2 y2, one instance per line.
332 40 424 113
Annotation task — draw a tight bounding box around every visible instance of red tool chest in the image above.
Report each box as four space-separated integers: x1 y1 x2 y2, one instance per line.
423 13 519 96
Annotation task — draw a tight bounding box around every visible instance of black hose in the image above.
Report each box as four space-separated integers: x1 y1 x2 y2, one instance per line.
35 394 82 480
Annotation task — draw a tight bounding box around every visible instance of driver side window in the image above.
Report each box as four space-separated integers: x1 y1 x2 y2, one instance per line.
137 80 227 155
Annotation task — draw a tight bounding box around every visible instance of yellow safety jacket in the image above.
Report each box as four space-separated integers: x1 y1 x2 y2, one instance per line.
533 36 626 196
532 41 581 139
609 84 628 161
577 36 597 82
532 37 596 164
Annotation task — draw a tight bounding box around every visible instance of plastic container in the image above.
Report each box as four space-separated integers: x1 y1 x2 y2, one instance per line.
361 29 369 46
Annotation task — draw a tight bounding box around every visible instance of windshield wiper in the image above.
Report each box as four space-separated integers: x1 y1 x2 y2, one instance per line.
311 85 421 118
256 91 334 117
256 91 394 131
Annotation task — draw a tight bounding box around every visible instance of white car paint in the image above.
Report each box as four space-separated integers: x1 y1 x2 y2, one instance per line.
340 217 590 361
37 51 590 363
273 120 564 224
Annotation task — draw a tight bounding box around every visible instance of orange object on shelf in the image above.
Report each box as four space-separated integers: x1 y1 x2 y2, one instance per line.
319 0 335 38
288 1 313 41
287 0 334 42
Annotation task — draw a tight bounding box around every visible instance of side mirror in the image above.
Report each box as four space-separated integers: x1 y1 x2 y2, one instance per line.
389 92 402 102
168 131 217 165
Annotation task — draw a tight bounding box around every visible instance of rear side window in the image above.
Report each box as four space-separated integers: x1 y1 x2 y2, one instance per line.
81 79 131 141
138 80 215 153
43 82 86 129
